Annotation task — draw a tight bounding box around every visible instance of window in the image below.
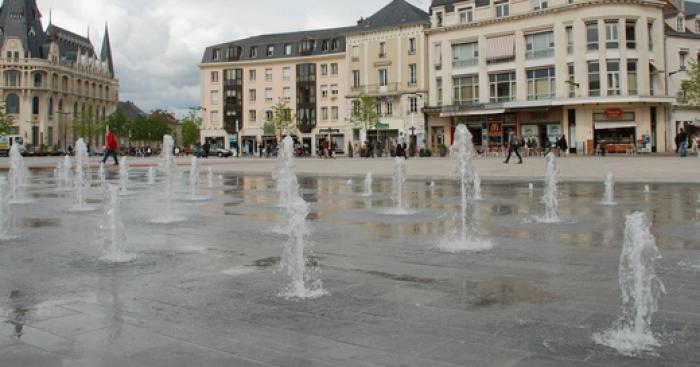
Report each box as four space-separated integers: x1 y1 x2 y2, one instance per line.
379 69 388 87
265 88 273 102
526 31 554 59
458 7 473 23
626 21 636 49
409 97 418 113
409 38 417 54
32 96 39 115
648 22 654 51
211 91 220 105
587 22 599 51
250 47 258 58
379 42 386 58
321 107 328 121
331 106 339 120
436 11 443 27
352 46 359 61
332 39 339 50
249 69 256 81
566 26 573 54
211 71 219 83
5 94 19 114
527 67 556 100
376 103 382 116
677 16 685 32
607 59 621 95
331 84 339 97
265 68 272 81
386 100 393 116
408 64 417 85
588 61 600 96
436 78 443 106
266 110 273 121
248 89 256 102
605 21 619 49
300 40 315 53
352 70 361 88
285 43 292 56
452 42 479 68
495 0 509 18
680 50 688 70
490 72 516 103
567 63 576 98
453 75 479 104
330 63 338 76
352 100 361 117
627 59 637 95
321 40 329 52
283 87 291 101
212 49 220 60
533 0 548 10
434 43 443 68
5 71 20 87
249 110 257 122
321 85 329 99
321 64 328 76
267 45 274 56
33 73 42 87
282 67 291 80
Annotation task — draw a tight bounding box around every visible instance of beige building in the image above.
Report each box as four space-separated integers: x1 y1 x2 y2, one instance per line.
426 0 676 154
0 0 118 152
664 0 700 148
199 0 430 156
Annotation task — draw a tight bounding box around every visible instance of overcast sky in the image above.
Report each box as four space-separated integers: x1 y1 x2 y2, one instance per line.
32 0 429 117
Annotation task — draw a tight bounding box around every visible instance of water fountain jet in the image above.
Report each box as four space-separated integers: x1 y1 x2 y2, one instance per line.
69 139 96 212
362 172 373 197
531 154 562 223
151 135 185 224
602 172 617 205
99 184 135 263
8 144 33 204
383 157 415 215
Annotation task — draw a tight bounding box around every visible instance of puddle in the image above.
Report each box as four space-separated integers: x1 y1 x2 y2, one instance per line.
363 270 444 285
221 267 257 276
254 257 281 267
469 278 555 307
23 218 61 228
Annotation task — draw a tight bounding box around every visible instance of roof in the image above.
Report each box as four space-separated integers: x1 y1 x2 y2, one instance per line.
0 0 46 58
116 101 145 121
202 0 429 64
100 24 114 77
46 24 96 61
430 0 491 13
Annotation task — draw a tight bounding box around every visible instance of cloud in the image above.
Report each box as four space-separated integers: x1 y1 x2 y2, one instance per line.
35 0 428 117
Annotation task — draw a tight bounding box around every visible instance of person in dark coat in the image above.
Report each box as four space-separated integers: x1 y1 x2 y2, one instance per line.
677 128 688 157
503 130 523 164
203 142 211 158
557 135 568 157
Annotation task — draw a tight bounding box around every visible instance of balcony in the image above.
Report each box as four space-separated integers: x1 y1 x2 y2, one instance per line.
452 59 478 68
348 82 423 97
526 49 554 60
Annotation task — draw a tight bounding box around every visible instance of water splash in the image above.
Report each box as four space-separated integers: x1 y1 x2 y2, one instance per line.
437 125 491 253
593 212 666 356
383 157 415 215
0 177 18 240
70 139 95 212
151 135 185 224
118 157 132 195
346 178 353 185
273 136 326 300
147 167 156 185
602 172 617 206
186 156 208 201
8 144 33 204
99 184 135 263
362 172 373 197
531 154 561 223
473 172 483 201
55 155 73 191
207 167 214 189
643 185 650 194
98 162 106 183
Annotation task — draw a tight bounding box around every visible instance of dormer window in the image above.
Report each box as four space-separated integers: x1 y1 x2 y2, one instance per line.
495 0 510 18
533 0 548 10
677 16 685 32
285 43 292 55
267 45 274 56
28 27 35 37
212 48 220 60
300 39 315 53
436 12 443 27
331 39 339 50
321 40 329 52
250 47 258 58
458 7 473 23
695 18 700 33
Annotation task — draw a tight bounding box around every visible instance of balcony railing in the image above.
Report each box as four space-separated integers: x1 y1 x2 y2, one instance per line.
453 59 478 68
526 48 554 59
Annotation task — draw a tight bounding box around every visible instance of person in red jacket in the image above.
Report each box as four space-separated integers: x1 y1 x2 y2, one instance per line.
102 128 119 165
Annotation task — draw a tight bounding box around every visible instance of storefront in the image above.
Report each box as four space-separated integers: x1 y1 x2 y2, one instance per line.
204 137 225 149
517 108 563 149
593 109 637 154
241 136 257 156
315 128 345 156
261 135 277 157
367 124 399 156
453 114 515 153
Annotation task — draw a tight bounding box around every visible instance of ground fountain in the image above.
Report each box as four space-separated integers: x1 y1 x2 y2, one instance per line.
207 167 214 189
594 212 666 356
151 135 185 224
55 155 73 191
532 153 561 223
69 139 95 212
98 163 106 183
118 157 133 195
644 185 650 194
147 167 156 185
273 136 326 299
8 144 33 204
602 172 617 206
0 177 18 241
186 156 208 201
473 172 483 201
437 125 491 253
362 172 373 197
99 184 135 263
383 157 415 215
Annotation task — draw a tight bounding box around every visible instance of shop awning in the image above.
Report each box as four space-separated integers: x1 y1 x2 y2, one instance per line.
594 121 637 130
440 108 506 118
486 35 515 61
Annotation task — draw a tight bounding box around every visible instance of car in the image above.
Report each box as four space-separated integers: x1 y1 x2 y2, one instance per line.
213 148 233 158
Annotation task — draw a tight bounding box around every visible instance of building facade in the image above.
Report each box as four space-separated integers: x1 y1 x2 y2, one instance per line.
665 0 700 147
200 0 429 156
426 0 675 154
0 0 119 151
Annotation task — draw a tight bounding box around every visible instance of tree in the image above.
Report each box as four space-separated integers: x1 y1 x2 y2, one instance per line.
72 106 104 148
106 107 129 138
180 110 202 147
681 60 700 106
131 113 172 144
270 99 296 142
0 106 14 135
348 94 379 143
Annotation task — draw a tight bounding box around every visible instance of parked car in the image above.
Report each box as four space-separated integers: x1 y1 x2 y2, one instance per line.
214 148 233 158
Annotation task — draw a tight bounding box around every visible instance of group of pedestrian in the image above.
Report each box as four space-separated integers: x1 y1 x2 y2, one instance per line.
503 131 569 165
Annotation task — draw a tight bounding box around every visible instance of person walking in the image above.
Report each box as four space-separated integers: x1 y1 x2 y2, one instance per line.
203 142 211 159
557 134 568 157
503 130 523 164
677 128 689 157
102 128 119 165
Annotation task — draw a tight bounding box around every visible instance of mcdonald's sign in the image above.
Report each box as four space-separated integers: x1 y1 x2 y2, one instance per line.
488 122 502 136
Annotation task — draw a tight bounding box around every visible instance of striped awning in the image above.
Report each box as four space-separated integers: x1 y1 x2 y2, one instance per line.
486 35 515 61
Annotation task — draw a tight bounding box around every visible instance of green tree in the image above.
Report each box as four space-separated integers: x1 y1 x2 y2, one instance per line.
106 107 129 138
0 106 14 135
72 106 103 147
681 60 700 106
348 94 379 142
270 99 296 141
180 110 202 147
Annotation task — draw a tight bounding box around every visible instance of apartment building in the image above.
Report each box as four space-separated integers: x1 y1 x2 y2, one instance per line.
426 0 675 154
665 0 700 145
200 0 429 156
0 0 119 151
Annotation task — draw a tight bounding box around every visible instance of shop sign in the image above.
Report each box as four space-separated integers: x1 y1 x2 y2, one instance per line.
488 122 502 136
376 122 390 129
604 108 624 119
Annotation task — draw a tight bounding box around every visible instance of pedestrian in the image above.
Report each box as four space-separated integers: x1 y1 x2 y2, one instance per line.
677 128 688 157
203 142 211 159
102 128 119 165
503 130 523 164
557 134 568 157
